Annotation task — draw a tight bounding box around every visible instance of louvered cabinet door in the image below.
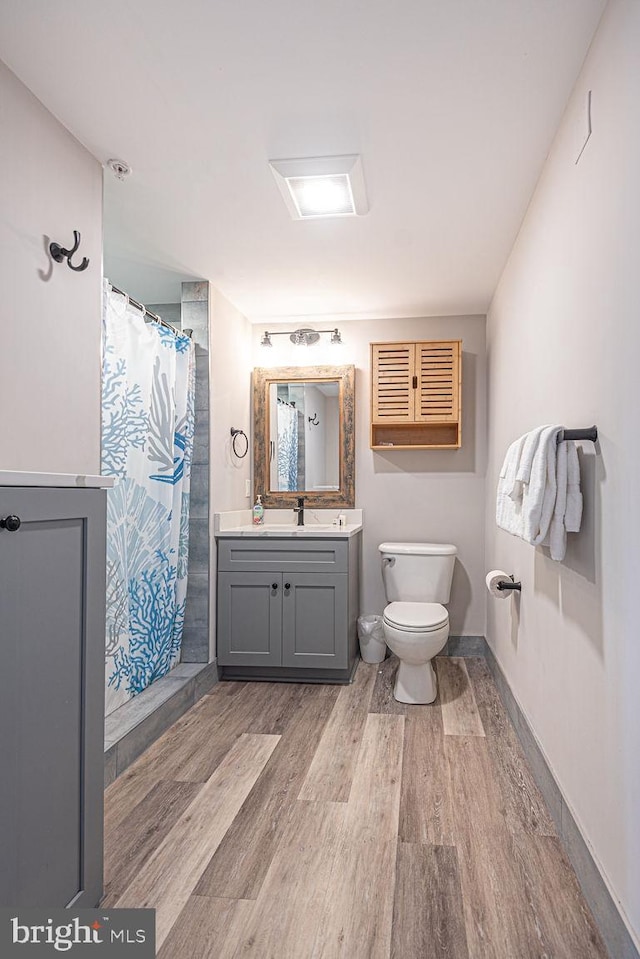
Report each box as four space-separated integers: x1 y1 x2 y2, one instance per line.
415 341 460 422
371 343 415 422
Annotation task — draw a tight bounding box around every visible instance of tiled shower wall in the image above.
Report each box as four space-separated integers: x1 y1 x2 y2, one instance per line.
150 284 211 664
181 281 210 662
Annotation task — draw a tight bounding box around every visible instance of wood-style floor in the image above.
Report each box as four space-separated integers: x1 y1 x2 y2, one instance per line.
104 656 608 958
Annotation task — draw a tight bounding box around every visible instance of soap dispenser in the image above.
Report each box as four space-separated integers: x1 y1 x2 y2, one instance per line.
252 494 264 525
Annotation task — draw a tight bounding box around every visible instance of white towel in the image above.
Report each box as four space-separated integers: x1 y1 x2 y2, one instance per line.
497 425 583 561
524 425 561 545
496 434 527 537
509 425 548 503
546 438 568 559
544 440 583 560
565 443 583 532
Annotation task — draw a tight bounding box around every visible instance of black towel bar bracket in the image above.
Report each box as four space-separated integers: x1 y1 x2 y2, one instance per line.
497 575 522 592
557 426 598 444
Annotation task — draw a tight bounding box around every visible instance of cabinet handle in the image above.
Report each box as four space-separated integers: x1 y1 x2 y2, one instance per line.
284 583 291 590
0 515 21 532
272 583 278 590
412 375 418 389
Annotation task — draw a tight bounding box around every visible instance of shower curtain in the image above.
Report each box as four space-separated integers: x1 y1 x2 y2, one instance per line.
277 399 299 491
102 282 195 716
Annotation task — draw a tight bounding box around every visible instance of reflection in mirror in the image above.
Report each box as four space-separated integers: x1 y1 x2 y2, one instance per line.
269 382 340 492
253 365 355 508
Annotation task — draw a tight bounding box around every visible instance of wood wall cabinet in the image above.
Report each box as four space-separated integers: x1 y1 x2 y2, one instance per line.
216 536 360 682
370 340 462 449
0 486 106 908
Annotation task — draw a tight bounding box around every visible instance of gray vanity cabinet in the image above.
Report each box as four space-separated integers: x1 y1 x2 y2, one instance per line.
0 486 106 908
217 535 360 681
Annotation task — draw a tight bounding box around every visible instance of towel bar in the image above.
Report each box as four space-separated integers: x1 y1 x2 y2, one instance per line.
556 426 598 444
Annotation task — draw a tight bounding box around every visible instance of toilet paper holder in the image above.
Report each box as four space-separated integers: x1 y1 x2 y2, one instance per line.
496 575 521 592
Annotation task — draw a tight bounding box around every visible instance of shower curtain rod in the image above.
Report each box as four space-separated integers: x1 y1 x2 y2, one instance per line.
110 284 192 337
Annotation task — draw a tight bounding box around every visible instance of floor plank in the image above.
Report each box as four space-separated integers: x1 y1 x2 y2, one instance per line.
369 654 408 715
345 712 405 842
238 680 314 735
230 801 348 959
466 657 557 837
168 682 293 782
104 684 249 830
310 713 405 959
157 896 255 959
298 661 377 802
115 733 280 949
399 704 455 845
436 657 485 737
392 842 469 959
102 779 202 906
447 736 549 958
195 684 339 900
513 833 608 959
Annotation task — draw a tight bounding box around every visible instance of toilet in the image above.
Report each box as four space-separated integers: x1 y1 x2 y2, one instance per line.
379 542 457 704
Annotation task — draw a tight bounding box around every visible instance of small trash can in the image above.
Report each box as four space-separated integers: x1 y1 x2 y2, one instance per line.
357 615 387 664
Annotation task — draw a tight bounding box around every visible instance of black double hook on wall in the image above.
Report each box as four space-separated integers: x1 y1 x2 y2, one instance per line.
49 230 90 272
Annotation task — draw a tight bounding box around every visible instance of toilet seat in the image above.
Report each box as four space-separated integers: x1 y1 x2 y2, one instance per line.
383 601 449 632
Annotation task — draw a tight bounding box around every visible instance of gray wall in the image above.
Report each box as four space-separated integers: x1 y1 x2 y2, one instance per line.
208 289 253 661
0 60 103 473
252 314 487 636
485 0 640 945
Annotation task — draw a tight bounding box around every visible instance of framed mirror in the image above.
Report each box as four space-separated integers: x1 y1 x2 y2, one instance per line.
253 365 355 508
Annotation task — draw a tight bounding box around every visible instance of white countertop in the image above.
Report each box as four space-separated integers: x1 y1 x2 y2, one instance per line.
0 471 115 488
215 507 363 539
216 523 362 538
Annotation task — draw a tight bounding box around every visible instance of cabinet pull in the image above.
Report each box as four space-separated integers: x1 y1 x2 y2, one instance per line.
284 582 291 590
0 515 21 532
272 582 278 590
412 375 418 389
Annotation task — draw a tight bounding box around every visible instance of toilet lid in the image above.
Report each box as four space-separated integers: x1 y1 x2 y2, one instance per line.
383 602 448 631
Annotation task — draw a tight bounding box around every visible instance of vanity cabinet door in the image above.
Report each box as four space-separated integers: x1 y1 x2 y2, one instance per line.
217 572 283 666
281 573 348 670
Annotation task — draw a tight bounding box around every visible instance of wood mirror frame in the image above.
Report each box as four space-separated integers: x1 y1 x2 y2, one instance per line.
253 365 355 508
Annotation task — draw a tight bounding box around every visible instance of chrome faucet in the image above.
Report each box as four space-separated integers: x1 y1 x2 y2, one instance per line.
293 496 305 526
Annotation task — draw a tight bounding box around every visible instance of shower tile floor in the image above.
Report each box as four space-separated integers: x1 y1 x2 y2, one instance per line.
103 656 608 958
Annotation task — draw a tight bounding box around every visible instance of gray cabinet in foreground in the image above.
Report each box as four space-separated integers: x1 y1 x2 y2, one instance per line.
0 487 106 908
217 535 360 682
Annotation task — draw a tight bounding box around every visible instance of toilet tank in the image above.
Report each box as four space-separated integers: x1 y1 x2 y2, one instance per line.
379 542 457 603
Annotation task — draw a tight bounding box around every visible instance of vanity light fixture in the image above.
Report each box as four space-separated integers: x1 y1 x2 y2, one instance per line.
269 155 368 219
260 327 342 347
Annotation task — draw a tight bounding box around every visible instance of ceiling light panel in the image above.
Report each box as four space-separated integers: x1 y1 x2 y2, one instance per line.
269 155 368 220
288 175 354 217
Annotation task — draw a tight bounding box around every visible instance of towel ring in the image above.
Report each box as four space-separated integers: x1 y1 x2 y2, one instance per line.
230 427 248 459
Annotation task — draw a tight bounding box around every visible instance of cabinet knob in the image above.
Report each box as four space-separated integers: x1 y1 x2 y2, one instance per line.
0 514 21 532
284 583 291 590
272 583 278 590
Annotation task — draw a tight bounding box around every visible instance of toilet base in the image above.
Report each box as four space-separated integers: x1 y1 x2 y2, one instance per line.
394 660 437 705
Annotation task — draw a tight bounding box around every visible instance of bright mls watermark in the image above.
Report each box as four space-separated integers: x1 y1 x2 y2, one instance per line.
0 909 155 957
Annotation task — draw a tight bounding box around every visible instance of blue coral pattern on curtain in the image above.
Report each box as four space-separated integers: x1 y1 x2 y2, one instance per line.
277 399 298 491
102 281 195 716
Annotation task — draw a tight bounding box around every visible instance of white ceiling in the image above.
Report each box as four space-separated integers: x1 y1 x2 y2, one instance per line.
0 0 605 321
